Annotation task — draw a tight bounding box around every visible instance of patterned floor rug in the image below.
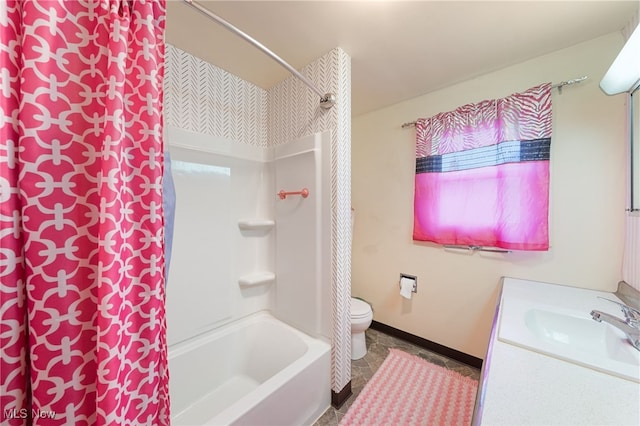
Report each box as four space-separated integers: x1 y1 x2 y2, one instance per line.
339 349 479 426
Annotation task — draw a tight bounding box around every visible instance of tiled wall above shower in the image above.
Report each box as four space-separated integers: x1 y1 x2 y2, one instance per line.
165 44 268 147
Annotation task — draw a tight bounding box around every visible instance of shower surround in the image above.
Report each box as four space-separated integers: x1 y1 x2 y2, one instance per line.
164 44 352 419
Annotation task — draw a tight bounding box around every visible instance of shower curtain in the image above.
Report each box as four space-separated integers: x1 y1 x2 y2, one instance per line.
0 1 169 424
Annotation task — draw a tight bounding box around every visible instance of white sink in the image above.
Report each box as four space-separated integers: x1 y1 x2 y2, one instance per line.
498 280 640 383
525 308 606 346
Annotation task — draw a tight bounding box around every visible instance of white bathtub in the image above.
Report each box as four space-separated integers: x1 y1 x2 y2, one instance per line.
169 312 331 425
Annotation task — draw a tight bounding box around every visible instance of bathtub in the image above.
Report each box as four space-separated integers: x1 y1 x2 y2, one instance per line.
169 311 331 425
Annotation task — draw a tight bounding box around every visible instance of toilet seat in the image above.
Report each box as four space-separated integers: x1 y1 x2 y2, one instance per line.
351 298 372 319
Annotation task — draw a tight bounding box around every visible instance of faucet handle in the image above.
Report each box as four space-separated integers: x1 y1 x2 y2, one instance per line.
598 297 640 327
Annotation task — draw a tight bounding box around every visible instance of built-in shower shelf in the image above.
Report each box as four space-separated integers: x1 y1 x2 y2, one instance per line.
238 272 276 287
237 219 275 231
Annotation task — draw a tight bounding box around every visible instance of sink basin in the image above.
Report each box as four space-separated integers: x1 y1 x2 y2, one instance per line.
525 308 605 347
498 292 640 383
525 308 638 365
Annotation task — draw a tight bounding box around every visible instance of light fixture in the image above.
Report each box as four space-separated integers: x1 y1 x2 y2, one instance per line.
600 23 640 95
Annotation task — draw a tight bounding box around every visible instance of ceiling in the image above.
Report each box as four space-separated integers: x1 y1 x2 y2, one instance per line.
166 1 638 116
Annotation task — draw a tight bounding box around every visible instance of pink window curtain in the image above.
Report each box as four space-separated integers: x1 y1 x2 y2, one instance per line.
0 1 169 424
413 83 552 251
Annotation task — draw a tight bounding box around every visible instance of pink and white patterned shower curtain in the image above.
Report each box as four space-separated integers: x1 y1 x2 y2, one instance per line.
0 1 169 424
413 83 552 250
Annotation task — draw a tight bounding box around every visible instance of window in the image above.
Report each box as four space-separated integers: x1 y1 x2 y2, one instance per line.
413 84 551 251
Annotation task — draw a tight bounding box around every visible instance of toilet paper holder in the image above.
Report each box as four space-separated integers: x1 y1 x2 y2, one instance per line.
399 273 417 293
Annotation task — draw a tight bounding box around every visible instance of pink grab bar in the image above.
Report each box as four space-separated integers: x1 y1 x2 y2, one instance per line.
278 188 309 200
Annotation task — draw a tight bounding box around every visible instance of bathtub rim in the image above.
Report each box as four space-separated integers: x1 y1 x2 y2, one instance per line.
168 310 330 356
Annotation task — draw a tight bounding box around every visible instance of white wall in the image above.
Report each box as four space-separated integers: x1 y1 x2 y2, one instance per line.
352 32 627 359
165 127 275 346
164 126 335 349
274 132 332 338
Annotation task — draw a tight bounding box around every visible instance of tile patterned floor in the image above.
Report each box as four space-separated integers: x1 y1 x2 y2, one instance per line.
314 328 481 426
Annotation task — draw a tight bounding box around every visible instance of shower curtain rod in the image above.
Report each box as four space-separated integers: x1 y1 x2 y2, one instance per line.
400 76 588 128
183 0 336 110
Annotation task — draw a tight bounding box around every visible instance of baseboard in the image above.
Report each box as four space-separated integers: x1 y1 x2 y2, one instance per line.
331 381 352 409
370 321 483 369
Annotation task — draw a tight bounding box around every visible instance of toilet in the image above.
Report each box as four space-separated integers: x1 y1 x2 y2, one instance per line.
350 297 373 360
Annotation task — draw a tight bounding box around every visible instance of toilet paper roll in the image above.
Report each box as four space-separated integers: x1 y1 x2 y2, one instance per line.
400 277 415 299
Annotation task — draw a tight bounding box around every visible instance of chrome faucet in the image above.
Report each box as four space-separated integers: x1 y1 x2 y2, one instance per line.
590 298 640 351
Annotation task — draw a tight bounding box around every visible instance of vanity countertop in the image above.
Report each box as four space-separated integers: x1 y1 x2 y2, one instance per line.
474 277 640 425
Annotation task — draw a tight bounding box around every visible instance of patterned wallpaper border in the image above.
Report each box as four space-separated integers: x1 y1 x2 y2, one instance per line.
165 44 268 147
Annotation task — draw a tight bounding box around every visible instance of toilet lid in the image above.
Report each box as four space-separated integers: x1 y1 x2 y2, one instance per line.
351 298 371 318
